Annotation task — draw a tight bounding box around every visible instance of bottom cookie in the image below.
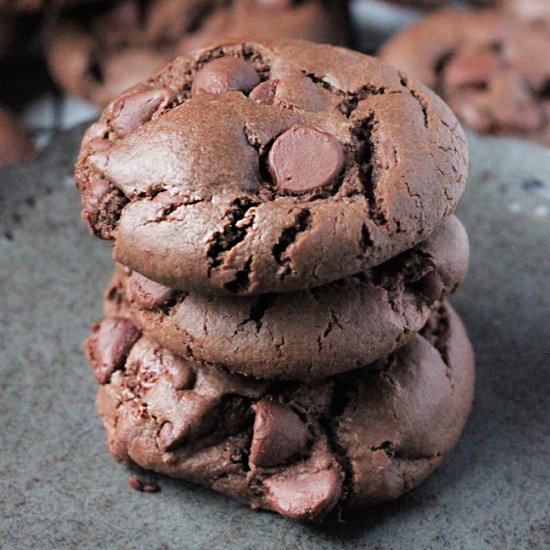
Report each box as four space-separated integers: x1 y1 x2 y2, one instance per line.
86 301 474 523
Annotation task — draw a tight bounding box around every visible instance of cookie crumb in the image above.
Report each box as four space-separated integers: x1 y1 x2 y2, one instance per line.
128 474 160 493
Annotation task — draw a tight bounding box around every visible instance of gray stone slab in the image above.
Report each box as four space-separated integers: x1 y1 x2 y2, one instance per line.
0 126 549 549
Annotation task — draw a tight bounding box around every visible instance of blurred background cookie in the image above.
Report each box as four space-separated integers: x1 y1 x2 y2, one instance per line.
46 0 350 106
380 6 550 146
350 0 503 54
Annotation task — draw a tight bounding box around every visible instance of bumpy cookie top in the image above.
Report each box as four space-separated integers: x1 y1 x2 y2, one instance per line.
90 301 475 522
381 7 550 145
47 0 349 106
76 39 468 295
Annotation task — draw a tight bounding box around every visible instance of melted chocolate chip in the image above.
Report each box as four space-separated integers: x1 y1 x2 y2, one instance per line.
268 125 344 194
192 57 260 96
110 88 176 138
250 400 309 467
138 342 196 391
84 317 141 384
249 79 279 104
264 469 342 521
158 421 186 451
162 353 196 391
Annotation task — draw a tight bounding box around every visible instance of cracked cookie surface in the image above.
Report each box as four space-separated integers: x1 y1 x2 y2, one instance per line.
89 301 475 523
76 39 468 295
381 6 550 146
105 215 469 380
47 0 349 107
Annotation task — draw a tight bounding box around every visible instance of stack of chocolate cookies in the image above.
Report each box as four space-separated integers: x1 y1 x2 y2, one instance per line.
76 39 475 523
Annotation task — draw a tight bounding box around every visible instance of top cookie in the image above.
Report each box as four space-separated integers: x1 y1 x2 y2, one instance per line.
380 7 550 146
47 0 349 107
76 39 468 295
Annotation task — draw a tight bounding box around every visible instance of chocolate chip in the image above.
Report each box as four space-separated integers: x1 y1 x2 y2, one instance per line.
110 88 176 138
158 422 174 449
264 470 342 521
268 125 344 194
249 79 278 104
84 317 141 384
165 356 196 391
250 400 309 467
139 343 196 391
128 271 174 309
128 475 160 493
192 57 261 96
158 421 186 451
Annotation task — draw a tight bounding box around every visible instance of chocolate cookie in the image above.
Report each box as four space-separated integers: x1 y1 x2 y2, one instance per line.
47 0 349 107
0 106 34 167
75 39 467 295
380 8 550 146
89 301 475 522
104 215 469 380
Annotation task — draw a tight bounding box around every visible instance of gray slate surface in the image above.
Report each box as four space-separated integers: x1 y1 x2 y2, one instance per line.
0 126 549 549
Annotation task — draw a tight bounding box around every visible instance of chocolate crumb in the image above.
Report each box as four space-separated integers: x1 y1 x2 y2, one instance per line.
128 475 160 493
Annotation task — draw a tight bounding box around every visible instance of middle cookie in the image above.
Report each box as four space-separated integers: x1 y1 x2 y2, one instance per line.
105 215 469 380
